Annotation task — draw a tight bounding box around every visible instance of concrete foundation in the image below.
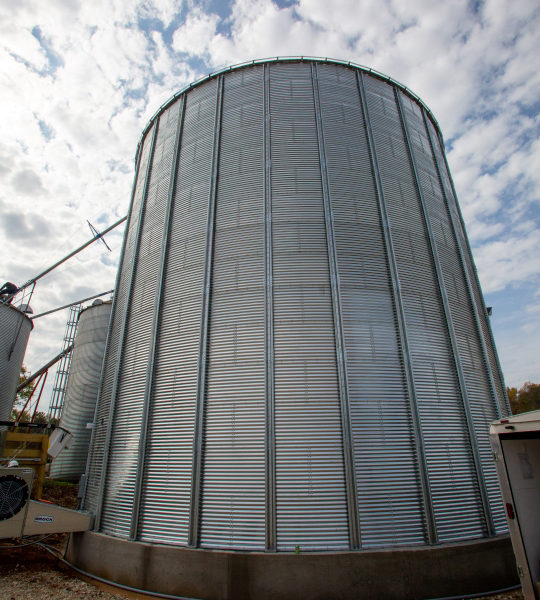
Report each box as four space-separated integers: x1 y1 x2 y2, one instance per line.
68 532 519 600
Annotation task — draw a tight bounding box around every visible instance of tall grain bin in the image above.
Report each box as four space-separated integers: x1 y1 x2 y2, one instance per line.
0 302 33 421
50 299 112 481
74 59 516 599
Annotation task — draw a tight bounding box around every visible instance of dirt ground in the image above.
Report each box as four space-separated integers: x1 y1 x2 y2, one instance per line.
0 479 526 600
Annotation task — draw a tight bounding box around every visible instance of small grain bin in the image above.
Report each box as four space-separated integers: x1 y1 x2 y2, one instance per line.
50 300 112 481
0 302 33 421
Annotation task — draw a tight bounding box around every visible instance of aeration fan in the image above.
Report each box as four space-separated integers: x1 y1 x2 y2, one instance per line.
0 468 93 539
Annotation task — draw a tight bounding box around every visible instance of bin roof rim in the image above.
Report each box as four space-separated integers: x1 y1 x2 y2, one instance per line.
135 56 444 159
0 300 34 330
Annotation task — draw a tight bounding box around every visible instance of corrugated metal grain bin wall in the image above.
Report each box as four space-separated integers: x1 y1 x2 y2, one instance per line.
84 59 509 551
50 300 112 481
0 303 33 422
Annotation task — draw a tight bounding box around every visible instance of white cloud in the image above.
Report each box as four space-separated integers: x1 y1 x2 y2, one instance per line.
172 9 219 55
0 0 539 408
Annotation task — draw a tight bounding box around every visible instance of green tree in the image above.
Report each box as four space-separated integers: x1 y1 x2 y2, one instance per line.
507 381 540 415
14 365 35 409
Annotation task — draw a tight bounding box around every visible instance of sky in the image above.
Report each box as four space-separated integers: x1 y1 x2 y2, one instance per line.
1 0 539 413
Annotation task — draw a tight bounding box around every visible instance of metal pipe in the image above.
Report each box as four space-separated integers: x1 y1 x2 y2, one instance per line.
395 89 495 537
93 121 159 529
31 371 48 423
16 345 74 393
263 63 277 552
357 71 437 545
16 372 44 420
312 63 361 550
188 75 224 548
16 217 127 294
30 290 114 320
130 96 186 540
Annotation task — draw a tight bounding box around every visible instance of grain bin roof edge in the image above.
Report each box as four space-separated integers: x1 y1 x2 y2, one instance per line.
1 301 35 330
78 299 113 321
134 57 444 166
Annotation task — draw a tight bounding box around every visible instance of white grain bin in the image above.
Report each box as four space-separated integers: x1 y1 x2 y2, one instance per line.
0 302 33 421
50 299 112 481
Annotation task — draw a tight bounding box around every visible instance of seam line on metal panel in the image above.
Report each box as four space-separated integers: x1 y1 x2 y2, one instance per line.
312 63 361 550
263 63 276 553
93 120 159 529
356 71 437 545
188 76 224 548
431 125 508 418
129 96 186 540
421 107 498 535
396 90 495 537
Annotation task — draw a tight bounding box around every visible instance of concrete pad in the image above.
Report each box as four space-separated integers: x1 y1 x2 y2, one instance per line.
68 531 519 600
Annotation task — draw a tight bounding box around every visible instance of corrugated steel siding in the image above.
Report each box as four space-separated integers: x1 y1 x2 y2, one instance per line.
425 118 507 534
84 124 155 514
363 75 484 543
100 102 180 537
199 67 266 550
50 302 112 481
0 304 32 422
398 92 486 541
85 60 510 550
138 83 217 545
270 62 349 551
316 63 425 548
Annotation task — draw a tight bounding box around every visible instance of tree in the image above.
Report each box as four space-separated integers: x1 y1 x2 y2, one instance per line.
507 382 540 415
15 365 35 409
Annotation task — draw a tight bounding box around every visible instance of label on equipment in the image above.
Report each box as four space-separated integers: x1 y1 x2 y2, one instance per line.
34 515 54 523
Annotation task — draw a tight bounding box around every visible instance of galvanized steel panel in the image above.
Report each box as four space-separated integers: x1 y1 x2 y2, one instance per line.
0 303 32 421
270 62 349 551
199 67 266 550
425 117 508 534
50 301 112 481
317 63 425 548
85 124 156 514
100 102 180 537
84 59 510 551
363 75 483 542
138 83 218 546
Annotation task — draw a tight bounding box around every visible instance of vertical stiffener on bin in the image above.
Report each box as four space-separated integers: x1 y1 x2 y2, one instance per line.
84 58 509 552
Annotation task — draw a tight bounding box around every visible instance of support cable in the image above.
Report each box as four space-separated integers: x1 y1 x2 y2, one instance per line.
30 290 113 320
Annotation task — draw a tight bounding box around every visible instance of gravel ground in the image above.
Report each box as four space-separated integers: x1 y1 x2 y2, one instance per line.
0 540 124 599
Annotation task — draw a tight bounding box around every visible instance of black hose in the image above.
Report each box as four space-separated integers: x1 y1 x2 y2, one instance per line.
425 583 521 599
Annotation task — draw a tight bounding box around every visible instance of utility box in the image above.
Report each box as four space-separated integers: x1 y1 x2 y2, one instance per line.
48 427 74 459
490 410 540 600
